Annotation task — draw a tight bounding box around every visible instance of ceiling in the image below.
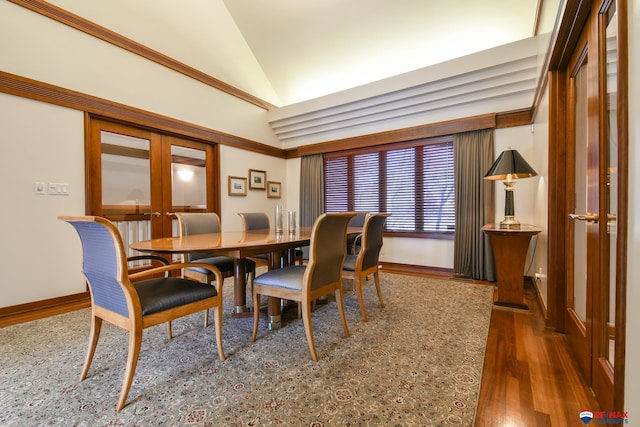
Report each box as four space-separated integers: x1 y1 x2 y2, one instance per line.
45 0 544 107
222 0 542 105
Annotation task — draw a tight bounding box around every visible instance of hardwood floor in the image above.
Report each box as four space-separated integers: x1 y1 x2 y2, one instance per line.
475 280 600 427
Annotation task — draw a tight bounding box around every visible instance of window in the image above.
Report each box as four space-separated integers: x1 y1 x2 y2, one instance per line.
324 136 455 236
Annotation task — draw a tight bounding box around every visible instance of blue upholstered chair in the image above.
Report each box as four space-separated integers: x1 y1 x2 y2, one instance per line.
237 212 272 268
60 215 226 411
175 212 255 327
250 212 356 361
238 212 304 268
346 211 368 254
342 213 390 321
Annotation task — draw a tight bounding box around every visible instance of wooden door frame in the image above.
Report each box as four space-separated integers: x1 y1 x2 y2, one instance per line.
85 115 222 229
547 0 628 411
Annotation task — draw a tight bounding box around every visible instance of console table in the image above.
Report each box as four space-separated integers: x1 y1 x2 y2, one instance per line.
482 224 541 310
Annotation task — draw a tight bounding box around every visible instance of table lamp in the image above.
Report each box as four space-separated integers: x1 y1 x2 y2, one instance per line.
484 149 537 229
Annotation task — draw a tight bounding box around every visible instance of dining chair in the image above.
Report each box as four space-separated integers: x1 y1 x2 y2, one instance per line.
250 212 356 361
237 212 271 268
238 212 304 267
347 211 368 254
341 213 390 322
174 212 255 329
59 215 227 411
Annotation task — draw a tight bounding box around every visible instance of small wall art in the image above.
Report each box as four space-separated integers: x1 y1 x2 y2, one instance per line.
228 176 247 196
249 169 266 190
267 181 281 198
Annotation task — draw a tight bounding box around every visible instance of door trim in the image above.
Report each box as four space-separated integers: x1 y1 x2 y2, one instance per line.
548 0 628 411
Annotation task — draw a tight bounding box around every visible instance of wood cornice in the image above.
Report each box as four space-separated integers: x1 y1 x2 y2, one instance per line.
8 0 276 111
1 69 534 161
0 71 286 158
495 109 534 129
285 113 502 158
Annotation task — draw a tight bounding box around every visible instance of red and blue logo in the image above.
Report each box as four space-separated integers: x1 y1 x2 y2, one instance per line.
580 410 629 424
580 411 594 424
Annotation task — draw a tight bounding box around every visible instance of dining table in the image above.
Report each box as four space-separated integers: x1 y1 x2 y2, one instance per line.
130 228 313 330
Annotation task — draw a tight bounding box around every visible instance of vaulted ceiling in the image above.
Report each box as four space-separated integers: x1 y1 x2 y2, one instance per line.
222 0 542 105
47 0 544 107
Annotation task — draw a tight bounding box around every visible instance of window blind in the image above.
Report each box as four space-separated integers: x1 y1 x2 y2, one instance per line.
324 137 455 235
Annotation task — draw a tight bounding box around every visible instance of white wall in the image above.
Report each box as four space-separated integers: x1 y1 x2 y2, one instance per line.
0 1 280 147
624 0 639 415
531 90 551 308
0 1 281 307
218 145 287 232
0 94 86 305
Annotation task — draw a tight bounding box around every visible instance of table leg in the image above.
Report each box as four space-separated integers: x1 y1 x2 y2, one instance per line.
232 258 249 316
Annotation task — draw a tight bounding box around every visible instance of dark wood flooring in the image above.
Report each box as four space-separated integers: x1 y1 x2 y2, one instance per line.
474 280 601 427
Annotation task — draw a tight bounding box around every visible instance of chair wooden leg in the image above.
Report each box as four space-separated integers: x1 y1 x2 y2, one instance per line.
335 288 351 337
251 290 260 342
301 299 319 361
166 321 172 339
80 315 102 381
117 327 143 412
204 309 209 328
355 275 369 322
373 271 385 308
212 305 226 361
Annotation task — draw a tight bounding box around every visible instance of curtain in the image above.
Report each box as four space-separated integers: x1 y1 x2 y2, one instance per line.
300 154 324 227
453 129 496 281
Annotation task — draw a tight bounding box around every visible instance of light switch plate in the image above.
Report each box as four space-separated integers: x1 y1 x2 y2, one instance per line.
34 182 46 195
48 182 69 195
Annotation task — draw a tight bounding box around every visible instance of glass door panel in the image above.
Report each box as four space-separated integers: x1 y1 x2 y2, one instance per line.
101 131 152 220
604 0 618 369
572 61 589 325
171 145 207 213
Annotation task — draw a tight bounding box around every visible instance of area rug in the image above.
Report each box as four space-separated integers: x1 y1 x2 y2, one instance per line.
0 273 493 426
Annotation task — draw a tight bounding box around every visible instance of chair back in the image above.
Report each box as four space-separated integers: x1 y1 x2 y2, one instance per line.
348 211 368 228
60 216 133 318
175 213 221 262
238 212 270 231
305 213 356 291
358 213 390 271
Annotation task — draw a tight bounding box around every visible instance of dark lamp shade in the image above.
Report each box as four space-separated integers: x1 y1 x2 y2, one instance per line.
484 149 537 180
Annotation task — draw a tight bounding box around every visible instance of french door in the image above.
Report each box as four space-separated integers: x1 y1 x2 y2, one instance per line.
563 0 624 410
86 118 220 254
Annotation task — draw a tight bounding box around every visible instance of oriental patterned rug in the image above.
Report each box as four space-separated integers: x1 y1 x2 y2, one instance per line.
0 273 493 426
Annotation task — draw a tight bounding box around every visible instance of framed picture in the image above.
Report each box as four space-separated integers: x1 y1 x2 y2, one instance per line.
228 176 247 196
249 169 266 190
267 181 281 198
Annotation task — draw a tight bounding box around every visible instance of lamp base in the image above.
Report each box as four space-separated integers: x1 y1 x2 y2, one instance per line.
499 216 521 229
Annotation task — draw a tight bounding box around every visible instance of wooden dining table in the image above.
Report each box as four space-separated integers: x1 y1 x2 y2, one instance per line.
130 228 312 329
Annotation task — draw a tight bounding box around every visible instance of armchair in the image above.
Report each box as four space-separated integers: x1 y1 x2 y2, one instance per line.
59 215 226 411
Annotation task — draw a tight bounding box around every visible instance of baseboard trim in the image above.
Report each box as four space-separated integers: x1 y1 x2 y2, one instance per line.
0 292 90 328
380 262 453 278
1 263 454 327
